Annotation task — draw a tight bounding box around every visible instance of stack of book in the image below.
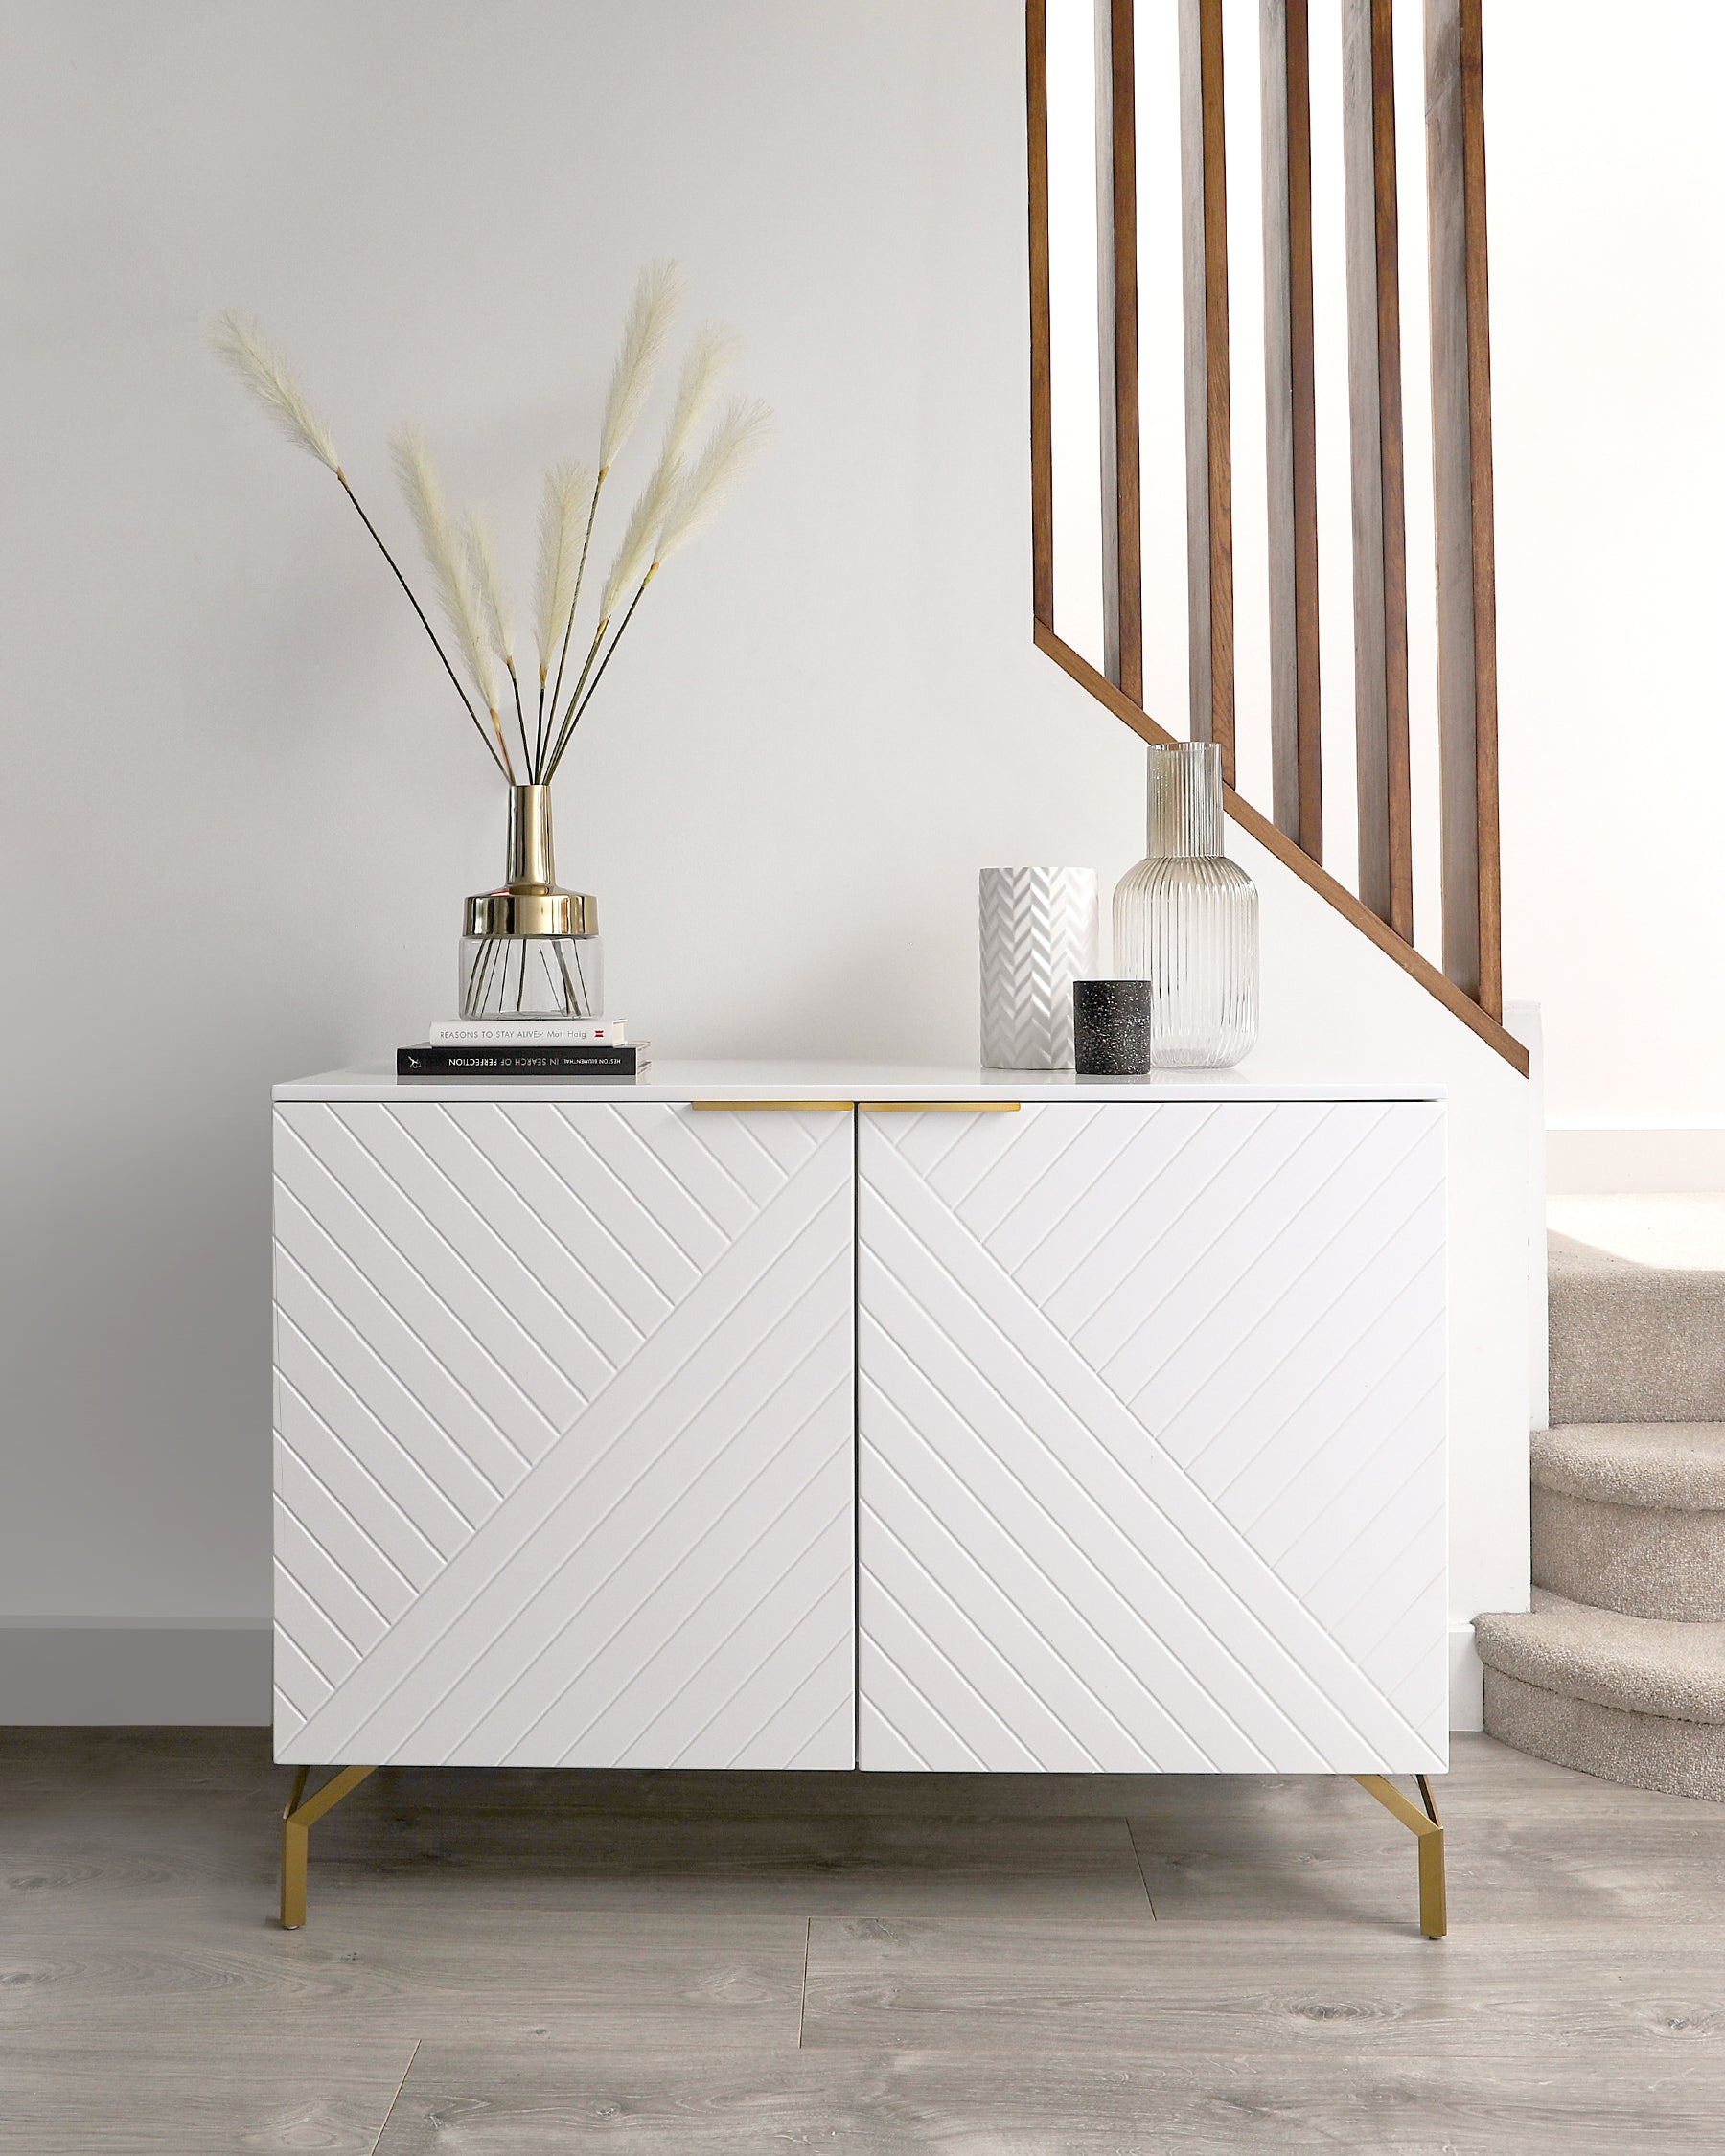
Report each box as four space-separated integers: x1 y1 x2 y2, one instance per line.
397 1018 652 1078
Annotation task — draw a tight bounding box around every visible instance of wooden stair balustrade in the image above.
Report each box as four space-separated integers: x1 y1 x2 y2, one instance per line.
1025 0 1525 1077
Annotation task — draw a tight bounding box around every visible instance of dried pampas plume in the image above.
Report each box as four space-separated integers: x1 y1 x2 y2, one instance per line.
392 428 513 776
655 398 772 567
533 461 591 678
213 310 512 772
216 264 768 787
660 324 736 473
596 460 684 627
210 311 341 473
597 260 683 471
467 513 516 668
594 328 735 626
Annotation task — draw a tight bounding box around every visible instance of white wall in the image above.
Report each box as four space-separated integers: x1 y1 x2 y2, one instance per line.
1491 0 1725 1125
1491 0 1725 1178
0 0 1528 1724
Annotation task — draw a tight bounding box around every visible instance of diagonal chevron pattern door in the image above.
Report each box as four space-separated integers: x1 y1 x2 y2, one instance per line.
273 1102 855 1768
857 1101 1446 1775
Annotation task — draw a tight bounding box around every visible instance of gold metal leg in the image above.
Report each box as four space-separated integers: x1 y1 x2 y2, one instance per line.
1352 1772 1447 1938
280 1764 378 1929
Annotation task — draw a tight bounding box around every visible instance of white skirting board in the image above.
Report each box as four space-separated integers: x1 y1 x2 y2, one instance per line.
0 1619 271 1725
1449 1623 1484 1732
0 1617 1491 1734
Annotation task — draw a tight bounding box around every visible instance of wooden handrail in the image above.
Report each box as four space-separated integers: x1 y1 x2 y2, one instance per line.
1035 621 1529 1076
1026 0 1523 1076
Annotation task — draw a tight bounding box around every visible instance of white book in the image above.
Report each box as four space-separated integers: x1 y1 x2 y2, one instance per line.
428 1017 629 1045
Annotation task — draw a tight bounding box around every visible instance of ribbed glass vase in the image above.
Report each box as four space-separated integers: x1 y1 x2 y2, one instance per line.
1113 742 1258 1067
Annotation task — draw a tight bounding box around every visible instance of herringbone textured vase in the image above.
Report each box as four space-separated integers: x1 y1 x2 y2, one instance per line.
978 865 1099 1068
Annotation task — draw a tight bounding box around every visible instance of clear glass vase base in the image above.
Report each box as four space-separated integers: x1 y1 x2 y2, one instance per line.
460 934 604 1020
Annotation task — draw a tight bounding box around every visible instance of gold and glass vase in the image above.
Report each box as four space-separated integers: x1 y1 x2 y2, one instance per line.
1113 742 1258 1067
459 785 603 1019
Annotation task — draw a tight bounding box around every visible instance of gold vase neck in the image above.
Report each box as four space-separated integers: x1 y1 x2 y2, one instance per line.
464 783 597 940
1147 742 1224 858
506 785 555 891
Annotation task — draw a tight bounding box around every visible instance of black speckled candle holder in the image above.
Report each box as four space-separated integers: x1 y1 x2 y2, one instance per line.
1072 979 1153 1076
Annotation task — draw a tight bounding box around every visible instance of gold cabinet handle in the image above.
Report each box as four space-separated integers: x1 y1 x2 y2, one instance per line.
687 1099 1022 1113
859 1102 1021 1112
690 1100 856 1111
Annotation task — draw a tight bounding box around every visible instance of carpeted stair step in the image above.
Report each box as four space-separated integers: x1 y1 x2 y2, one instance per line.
1531 1423 1725 1620
1549 1210 1725 1424
1475 1589 1725 1800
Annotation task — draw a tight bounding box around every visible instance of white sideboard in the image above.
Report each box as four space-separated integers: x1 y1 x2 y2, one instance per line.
272 1063 1447 1792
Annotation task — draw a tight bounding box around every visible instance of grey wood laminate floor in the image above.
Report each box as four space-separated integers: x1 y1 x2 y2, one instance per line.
4 1730 1722 2153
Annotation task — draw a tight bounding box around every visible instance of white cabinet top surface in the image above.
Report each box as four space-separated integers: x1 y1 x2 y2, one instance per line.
275 1059 1445 1105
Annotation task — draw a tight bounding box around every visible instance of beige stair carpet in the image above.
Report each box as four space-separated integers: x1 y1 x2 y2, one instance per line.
1547 1232 1725 1424
1531 1424 1725 1621
1548 1197 1725 1425
1481 1665 1725 1802
1482 1198 1725 1800
1475 1589 1725 1801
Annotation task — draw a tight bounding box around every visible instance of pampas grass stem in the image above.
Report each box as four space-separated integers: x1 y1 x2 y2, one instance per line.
532 460 590 771
468 513 532 776
540 396 770 781
338 476 506 777
538 261 681 758
508 659 528 775
542 572 655 781
540 617 608 783
546 469 604 763
542 396 770 779
540 457 672 783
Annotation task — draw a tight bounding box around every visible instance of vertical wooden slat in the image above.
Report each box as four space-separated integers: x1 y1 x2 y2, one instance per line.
1095 0 1143 701
1261 0 1322 860
1425 0 1502 1017
1027 0 1055 630
1343 0 1414 942
1179 0 1235 783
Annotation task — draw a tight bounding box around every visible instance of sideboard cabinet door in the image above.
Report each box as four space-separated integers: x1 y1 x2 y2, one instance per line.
857 1101 1446 1774
273 1102 855 1768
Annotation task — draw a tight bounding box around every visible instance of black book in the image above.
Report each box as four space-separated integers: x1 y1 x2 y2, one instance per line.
398 1043 652 1078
